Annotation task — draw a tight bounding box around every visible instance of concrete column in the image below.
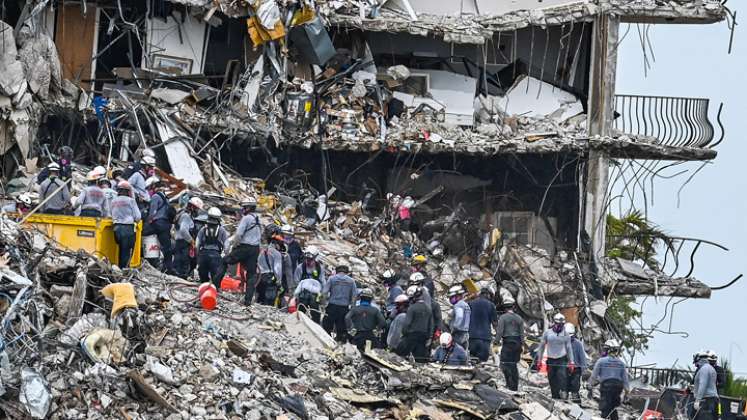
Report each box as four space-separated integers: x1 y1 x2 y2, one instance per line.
584 15 619 268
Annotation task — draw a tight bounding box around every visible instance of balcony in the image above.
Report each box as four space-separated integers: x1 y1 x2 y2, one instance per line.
613 94 723 149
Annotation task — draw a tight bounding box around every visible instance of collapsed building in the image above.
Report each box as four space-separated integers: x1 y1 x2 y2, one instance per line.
0 0 741 418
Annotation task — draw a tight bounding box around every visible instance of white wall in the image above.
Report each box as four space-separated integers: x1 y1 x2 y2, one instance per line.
404 0 586 16
145 13 207 74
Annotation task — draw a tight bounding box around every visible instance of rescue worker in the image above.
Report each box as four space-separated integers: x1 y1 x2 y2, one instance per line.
566 323 587 403
706 351 726 394
409 272 432 306
282 224 303 269
411 255 435 297
196 207 230 287
345 288 386 351
691 351 719 420
432 332 469 366
447 284 471 350
537 313 576 399
386 294 410 350
293 246 326 293
223 198 262 305
37 145 74 183
322 265 358 343
383 269 404 316
122 148 156 179
468 287 499 362
98 178 117 215
294 274 323 323
100 282 138 339
38 162 71 214
127 155 156 205
142 176 173 273
589 339 630 420
495 298 524 391
174 197 203 279
110 181 141 268
1 192 33 215
396 286 433 362
75 170 107 217
257 236 285 306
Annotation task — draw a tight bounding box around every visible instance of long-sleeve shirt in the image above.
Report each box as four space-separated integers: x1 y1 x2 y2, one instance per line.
258 246 283 279
148 192 169 223
76 185 107 214
385 285 404 316
468 297 498 341
537 328 575 363
693 361 718 400
432 344 469 366
196 225 230 253
387 313 407 349
323 274 357 307
102 188 116 216
590 356 630 391
101 283 137 318
174 212 194 241
345 303 386 332
38 178 70 211
110 196 141 225
294 278 322 297
403 300 433 336
127 171 149 202
496 311 523 339
450 299 471 332
294 261 326 289
235 213 262 246
570 338 588 369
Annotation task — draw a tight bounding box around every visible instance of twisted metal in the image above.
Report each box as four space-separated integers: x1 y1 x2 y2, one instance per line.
613 95 717 148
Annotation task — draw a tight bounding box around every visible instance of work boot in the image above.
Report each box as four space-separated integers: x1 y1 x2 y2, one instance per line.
571 392 581 404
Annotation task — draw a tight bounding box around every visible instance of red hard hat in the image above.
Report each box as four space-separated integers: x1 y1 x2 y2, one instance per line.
117 181 132 190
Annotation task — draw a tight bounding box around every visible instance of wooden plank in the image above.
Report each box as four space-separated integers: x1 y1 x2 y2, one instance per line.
55 5 97 87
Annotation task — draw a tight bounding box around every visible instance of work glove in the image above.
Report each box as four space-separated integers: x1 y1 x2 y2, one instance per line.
349 328 357 337
694 400 700 411
567 362 576 373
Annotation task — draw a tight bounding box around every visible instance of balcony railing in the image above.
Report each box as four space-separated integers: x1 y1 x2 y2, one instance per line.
613 94 723 148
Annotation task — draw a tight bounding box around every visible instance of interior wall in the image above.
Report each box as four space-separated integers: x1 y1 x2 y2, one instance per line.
54 5 98 86
145 12 207 74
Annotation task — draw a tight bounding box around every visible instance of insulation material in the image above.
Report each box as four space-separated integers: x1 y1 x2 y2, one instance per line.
146 14 207 74
498 75 584 122
154 120 205 187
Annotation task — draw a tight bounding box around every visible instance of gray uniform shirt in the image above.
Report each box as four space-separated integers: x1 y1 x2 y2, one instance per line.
39 178 70 211
694 361 718 400
323 274 358 307
110 196 141 225
258 246 283 279
590 355 630 391
235 213 262 245
387 313 407 349
76 185 107 214
196 225 230 253
450 299 471 333
174 212 194 241
537 328 575 363
128 171 149 202
496 312 524 339
294 261 326 289
148 193 169 222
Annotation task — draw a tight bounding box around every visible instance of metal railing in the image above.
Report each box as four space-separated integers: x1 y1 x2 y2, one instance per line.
613 95 722 148
628 366 693 388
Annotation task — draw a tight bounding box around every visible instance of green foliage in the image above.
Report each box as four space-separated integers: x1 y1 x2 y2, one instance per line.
721 359 747 399
606 295 648 352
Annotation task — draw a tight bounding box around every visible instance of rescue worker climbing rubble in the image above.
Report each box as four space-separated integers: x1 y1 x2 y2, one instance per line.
383 269 403 317
142 176 173 273
468 287 499 363
496 297 523 391
294 274 323 324
322 265 357 343
293 246 325 293
345 288 386 351
256 235 285 306
110 181 140 268
537 313 576 400
447 284 471 351
282 224 303 269
75 170 107 217
174 197 204 279
565 322 587 403
410 254 435 298
196 207 230 288
222 198 262 305
432 332 469 366
128 155 155 206
396 286 433 362
38 162 71 215
589 339 630 420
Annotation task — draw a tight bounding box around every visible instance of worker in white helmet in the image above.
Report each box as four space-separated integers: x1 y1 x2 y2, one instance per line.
38 162 71 215
536 313 575 399
432 332 468 366
496 296 524 391
589 339 630 420
173 196 204 279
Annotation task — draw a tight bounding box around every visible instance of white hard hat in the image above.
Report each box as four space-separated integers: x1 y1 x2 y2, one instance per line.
705 350 718 362
502 295 516 306
281 224 294 234
394 294 409 304
564 322 576 336
207 207 222 219
86 170 101 181
145 176 161 188
142 148 156 158
141 155 156 165
448 284 465 297
553 313 566 324
93 166 107 177
47 162 60 171
188 197 204 210
604 339 621 350
439 332 453 347
409 272 426 285
406 285 421 298
16 193 32 206
241 197 257 207
304 245 319 258
382 269 396 279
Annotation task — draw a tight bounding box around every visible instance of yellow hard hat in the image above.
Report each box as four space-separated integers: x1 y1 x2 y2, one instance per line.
412 254 427 264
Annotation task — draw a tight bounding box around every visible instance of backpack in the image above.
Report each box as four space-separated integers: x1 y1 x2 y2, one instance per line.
156 192 177 224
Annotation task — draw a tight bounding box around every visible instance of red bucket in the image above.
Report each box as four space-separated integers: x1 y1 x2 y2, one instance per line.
220 276 242 292
198 283 218 310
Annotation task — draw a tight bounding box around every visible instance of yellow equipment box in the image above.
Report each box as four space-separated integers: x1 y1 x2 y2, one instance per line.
24 214 143 267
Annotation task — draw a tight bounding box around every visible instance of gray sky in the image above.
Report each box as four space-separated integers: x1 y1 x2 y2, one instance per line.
615 19 747 374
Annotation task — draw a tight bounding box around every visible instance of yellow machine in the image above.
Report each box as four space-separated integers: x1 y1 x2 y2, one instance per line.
24 214 143 267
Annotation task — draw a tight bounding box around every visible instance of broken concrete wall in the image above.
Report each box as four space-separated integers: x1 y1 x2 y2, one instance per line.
145 12 208 75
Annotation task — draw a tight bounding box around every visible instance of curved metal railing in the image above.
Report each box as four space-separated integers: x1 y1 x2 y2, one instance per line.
613 94 719 148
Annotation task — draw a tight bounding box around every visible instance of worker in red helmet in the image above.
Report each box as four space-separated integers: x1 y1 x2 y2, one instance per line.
110 181 141 268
